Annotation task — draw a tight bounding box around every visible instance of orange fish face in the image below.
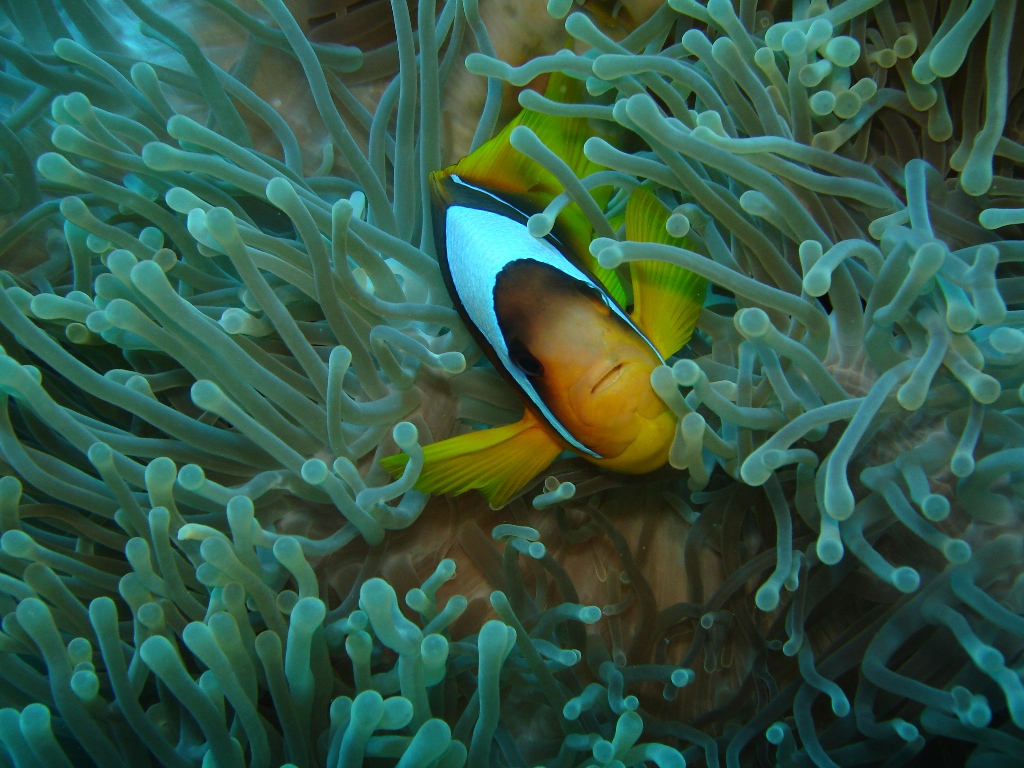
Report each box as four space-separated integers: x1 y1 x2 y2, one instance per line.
493 260 675 469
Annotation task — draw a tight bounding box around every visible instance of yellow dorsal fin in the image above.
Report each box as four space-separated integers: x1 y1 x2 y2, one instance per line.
624 186 708 358
379 411 564 508
580 0 636 31
440 71 626 307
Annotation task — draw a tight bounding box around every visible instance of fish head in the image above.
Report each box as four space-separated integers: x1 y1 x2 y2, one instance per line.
494 260 674 468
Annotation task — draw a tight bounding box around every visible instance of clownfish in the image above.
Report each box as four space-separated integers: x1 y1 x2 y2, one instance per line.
381 72 707 507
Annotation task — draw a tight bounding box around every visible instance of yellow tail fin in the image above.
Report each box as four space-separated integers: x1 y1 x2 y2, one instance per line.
379 411 564 508
624 186 708 358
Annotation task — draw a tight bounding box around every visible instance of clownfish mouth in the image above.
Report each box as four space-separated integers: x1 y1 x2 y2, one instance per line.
591 362 625 395
570 345 656 428
586 347 646 397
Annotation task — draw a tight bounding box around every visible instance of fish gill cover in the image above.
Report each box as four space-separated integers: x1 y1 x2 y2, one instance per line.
0 0 1019 766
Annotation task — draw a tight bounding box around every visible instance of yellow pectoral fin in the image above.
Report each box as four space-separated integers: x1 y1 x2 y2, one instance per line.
625 185 708 358
379 412 564 509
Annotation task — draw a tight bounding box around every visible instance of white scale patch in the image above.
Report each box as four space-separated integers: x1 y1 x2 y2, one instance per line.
444 204 603 456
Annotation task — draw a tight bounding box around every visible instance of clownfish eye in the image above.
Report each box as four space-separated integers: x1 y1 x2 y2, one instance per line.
508 338 544 378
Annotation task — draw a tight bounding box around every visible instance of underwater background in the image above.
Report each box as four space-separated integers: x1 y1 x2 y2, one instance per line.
0 0 1021 766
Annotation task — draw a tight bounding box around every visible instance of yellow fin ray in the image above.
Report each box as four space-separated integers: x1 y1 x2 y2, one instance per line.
625 186 708 358
439 71 626 307
379 413 563 508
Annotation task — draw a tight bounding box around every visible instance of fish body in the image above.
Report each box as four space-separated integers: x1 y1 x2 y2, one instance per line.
432 172 677 473
382 73 707 507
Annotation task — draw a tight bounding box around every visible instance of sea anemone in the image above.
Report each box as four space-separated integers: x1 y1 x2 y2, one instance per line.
0 0 1021 766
